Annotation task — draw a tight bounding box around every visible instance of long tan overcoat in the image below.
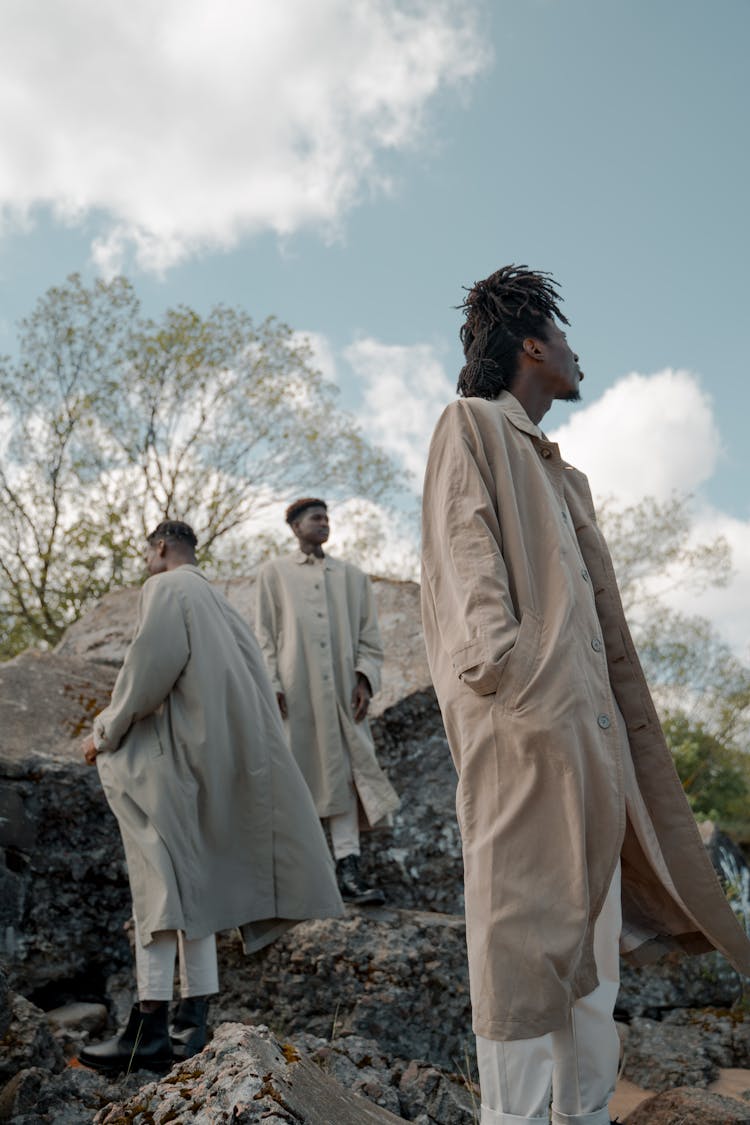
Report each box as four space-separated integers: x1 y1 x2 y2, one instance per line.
421 393 750 1041
93 565 343 951
255 552 399 826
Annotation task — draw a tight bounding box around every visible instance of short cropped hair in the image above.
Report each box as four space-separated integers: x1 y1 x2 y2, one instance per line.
285 498 327 525
146 520 198 549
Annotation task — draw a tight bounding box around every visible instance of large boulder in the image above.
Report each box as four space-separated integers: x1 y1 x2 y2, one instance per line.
53 573 430 717
0 575 437 997
210 908 470 1072
625 1086 750 1124
94 1022 406 1125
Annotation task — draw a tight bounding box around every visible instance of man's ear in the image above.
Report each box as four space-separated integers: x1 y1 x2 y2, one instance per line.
157 539 168 557
521 335 545 361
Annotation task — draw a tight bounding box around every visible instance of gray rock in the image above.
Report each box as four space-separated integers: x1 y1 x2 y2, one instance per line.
0 1065 146 1125
94 1022 406 1124
398 1058 478 1124
618 949 745 1018
360 689 464 915
45 1001 108 1034
622 1016 719 1091
0 992 65 1085
209 908 472 1071
625 1085 750 1124
661 1007 750 1068
289 1032 478 1124
54 574 431 718
0 965 10 1038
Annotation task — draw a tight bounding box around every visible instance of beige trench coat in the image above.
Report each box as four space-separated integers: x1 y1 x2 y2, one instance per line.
255 552 399 826
421 393 750 1041
93 565 343 950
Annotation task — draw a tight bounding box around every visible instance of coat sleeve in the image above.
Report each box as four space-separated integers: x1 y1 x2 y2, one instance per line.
354 573 383 697
421 401 520 695
92 576 190 752
254 565 283 693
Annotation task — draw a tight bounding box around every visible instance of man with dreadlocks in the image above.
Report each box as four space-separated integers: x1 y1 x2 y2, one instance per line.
255 498 399 906
421 266 750 1125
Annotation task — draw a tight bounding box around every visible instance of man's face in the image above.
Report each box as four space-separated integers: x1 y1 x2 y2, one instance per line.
293 506 330 547
144 539 167 576
539 319 584 402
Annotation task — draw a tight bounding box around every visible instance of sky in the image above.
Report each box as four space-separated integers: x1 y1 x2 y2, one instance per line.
0 0 749 651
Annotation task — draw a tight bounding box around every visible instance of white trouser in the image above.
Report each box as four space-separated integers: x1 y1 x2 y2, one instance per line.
327 782 361 859
133 921 220 1002
477 863 622 1125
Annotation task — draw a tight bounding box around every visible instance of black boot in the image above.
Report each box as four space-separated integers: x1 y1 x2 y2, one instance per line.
336 854 386 906
170 996 210 1060
78 1002 174 1075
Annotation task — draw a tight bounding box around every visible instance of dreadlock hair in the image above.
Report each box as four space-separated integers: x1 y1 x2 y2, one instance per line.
457 264 569 399
146 520 198 550
285 497 327 525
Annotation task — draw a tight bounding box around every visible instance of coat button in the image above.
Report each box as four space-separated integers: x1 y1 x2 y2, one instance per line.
597 714 611 729
581 569 589 582
541 448 552 459
591 638 603 652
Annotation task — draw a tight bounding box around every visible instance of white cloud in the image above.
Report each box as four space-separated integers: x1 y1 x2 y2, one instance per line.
344 337 455 482
0 0 489 274
546 368 750 657
662 506 750 661
548 369 722 505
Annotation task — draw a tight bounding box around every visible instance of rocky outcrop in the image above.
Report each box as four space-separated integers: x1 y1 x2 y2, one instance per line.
211 908 471 1071
94 1023 408 1124
53 573 430 718
625 1086 750 1124
3 572 750 1122
0 992 64 1086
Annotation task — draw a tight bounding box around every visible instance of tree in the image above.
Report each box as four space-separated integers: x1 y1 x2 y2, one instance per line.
0 275 401 657
598 494 750 746
663 713 750 838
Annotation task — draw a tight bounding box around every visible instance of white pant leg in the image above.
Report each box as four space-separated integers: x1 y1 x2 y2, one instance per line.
134 927 178 1002
327 784 361 859
476 1031 554 1124
477 863 622 1125
177 931 219 998
550 863 622 1125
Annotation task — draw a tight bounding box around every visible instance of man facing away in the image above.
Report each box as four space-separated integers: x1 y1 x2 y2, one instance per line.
79 520 343 1073
420 266 750 1125
255 498 399 906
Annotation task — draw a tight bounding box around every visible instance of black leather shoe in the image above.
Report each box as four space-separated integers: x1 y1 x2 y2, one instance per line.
336 854 386 906
78 1002 174 1075
170 996 210 1059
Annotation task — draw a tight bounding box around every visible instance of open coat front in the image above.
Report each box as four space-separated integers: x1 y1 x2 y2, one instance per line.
255 552 399 826
93 565 343 950
421 393 750 1041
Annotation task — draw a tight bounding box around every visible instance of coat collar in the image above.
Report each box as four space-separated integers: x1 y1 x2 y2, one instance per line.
176 564 209 580
291 549 336 571
495 391 545 439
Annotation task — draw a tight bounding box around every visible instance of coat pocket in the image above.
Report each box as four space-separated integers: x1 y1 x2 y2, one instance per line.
493 609 542 712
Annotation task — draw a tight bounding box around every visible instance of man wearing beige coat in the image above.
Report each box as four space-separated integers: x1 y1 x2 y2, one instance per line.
79 520 343 1074
255 498 399 906
421 266 750 1125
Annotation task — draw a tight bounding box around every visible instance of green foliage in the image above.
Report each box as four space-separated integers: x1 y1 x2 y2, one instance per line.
663 713 750 835
0 275 402 657
598 494 750 747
